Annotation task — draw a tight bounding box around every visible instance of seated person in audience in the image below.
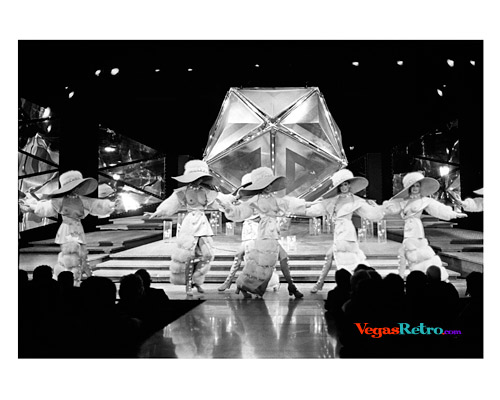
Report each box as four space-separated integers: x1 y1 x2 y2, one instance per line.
135 268 171 332
325 268 351 317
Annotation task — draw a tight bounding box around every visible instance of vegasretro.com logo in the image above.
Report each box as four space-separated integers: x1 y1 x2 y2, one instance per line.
354 323 462 338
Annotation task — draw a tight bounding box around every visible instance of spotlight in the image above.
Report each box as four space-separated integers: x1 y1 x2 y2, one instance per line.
470 60 476 66
439 166 450 177
155 69 160 72
397 60 403 66
120 193 140 211
104 146 116 152
68 91 75 99
349 146 355 151
437 89 443 97
255 64 260 68
111 68 120 75
42 107 51 118
95 70 101 76
447 59 454 67
187 68 193 72
112 173 120 180
352 61 359 67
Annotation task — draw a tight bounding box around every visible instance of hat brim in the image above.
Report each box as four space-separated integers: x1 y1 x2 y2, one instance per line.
232 181 252 195
49 177 98 198
240 176 286 196
172 172 214 184
473 188 483 195
390 177 440 200
323 177 368 199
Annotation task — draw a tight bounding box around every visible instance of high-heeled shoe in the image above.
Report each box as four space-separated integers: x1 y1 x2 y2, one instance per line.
193 283 204 293
288 284 304 299
235 286 252 299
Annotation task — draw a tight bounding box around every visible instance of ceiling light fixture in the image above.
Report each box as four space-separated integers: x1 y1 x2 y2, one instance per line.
397 60 403 66
352 61 359 67
470 60 475 66
187 68 193 72
447 59 454 67
68 91 75 99
111 68 120 75
95 70 101 76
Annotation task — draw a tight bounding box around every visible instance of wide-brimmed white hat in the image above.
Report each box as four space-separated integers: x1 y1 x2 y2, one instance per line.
473 188 483 195
49 170 97 198
232 173 253 195
391 171 439 200
98 183 115 198
172 160 214 184
239 167 286 195
323 169 368 199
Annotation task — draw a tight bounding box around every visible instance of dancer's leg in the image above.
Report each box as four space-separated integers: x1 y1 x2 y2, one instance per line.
311 244 334 293
218 244 244 291
278 244 304 299
192 237 214 293
185 259 195 296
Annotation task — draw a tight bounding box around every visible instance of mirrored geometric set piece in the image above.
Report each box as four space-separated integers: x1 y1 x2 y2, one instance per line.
204 87 347 199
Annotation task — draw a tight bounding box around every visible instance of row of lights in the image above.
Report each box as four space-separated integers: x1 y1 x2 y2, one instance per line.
92 58 476 76
351 58 475 67
64 58 476 100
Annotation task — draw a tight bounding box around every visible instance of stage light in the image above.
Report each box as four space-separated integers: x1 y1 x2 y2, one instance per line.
120 193 140 211
470 60 476 66
443 84 447 87
352 61 359 66
111 68 120 75
155 69 160 72
104 146 116 152
187 68 193 72
439 166 450 177
349 146 354 151
68 91 75 99
42 107 51 118
95 70 101 76
397 60 403 66
447 59 454 67
437 89 443 97
112 173 120 180
255 64 260 68
46 125 52 133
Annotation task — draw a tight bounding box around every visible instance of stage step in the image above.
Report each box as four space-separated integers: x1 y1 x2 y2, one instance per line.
92 258 459 282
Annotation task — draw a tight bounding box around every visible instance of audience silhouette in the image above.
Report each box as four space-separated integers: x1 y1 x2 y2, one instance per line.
325 264 482 358
18 265 178 358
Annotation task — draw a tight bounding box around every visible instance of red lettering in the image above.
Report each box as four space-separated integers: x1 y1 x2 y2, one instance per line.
391 327 400 334
354 323 369 334
365 327 373 335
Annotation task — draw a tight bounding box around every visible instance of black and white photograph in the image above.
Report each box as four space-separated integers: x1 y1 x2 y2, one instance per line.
5 1 499 399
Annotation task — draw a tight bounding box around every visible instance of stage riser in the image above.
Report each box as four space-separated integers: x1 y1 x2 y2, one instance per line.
92 269 460 283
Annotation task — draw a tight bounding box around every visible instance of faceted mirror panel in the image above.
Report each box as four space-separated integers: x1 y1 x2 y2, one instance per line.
208 133 271 193
99 127 164 168
204 90 265 161
274 131 343 198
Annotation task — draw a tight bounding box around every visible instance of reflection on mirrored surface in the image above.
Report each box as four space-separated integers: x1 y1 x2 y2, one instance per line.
391 123 461 207
18 98 60 232
138 299 338 359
